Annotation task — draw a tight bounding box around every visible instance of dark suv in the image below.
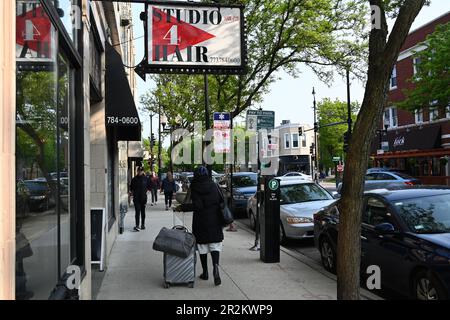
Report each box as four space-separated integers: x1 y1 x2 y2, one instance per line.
314 187 450 300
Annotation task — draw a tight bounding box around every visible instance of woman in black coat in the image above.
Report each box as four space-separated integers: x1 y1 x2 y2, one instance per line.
178 166 224 286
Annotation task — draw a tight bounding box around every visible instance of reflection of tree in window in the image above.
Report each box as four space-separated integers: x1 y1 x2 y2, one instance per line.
16 66 68 204
397 203 449 233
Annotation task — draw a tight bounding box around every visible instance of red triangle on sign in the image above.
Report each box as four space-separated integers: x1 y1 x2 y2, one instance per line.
152 8 215 60
16 6 52 55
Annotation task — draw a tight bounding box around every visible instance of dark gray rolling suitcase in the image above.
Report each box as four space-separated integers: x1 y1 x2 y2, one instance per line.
163 225 196 288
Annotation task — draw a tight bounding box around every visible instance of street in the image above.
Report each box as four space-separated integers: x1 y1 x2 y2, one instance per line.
237 182 408 301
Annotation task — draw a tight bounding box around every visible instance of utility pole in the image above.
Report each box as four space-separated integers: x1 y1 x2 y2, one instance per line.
204 73 212 176
149 112 154 172
158 104 162 180
312 87 318 183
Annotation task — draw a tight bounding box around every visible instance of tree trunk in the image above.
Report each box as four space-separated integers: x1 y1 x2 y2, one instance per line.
336 0 426 300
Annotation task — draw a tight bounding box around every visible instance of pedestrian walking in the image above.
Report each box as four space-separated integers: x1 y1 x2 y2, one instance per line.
129 167 150 231
175 166 224 286
149 171 160 206
161 171 176 210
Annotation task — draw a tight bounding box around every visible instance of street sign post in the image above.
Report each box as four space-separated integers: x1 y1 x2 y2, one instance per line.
213 112 231 153
332 156 341 162
246 110 275 131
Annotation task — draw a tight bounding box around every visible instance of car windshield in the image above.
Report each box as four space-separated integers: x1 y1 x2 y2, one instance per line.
232 175 257 187
395 194 450 234
280 183 332 205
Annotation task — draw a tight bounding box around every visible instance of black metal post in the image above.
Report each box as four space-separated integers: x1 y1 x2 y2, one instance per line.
204 73 212 176
313 87 318 182
158 104 162 180
149 112 154 172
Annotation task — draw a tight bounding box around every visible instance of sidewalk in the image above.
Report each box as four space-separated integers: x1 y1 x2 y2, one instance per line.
93 201 377 300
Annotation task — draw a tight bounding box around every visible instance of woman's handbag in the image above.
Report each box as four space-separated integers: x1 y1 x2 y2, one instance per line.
216 184 234 226
152 226 196 258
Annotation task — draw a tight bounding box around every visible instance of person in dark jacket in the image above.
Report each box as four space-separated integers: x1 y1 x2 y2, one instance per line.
149 171 160 206
161 171 176 210
129 167 150 231
176 166 224 286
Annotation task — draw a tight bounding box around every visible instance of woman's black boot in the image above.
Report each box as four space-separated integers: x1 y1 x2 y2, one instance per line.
211 251 221 286
199 254 208 280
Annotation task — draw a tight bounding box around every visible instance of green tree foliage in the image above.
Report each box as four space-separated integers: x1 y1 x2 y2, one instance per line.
398 22 450 110
317 99 359 169
141 0 368 125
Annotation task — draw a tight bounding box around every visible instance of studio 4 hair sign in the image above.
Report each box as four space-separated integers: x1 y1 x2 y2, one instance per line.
144 1 246 74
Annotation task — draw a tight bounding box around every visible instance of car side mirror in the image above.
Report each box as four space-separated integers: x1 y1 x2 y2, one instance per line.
374 222 396 234
332 191 341 199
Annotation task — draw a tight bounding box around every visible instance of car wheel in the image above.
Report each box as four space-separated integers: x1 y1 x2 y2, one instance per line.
413 271 448 300
320 237 336 274
279 223 287 245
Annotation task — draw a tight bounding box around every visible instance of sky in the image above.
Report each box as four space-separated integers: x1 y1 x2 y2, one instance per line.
130 0 450 142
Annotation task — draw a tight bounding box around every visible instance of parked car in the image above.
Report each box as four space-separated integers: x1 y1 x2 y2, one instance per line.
366 167 405 174
247 178 337 244
314 186 450 300
16 180 31 217
282 172 313 181
221 172 258 218
337 171 421 193
23 180 53 212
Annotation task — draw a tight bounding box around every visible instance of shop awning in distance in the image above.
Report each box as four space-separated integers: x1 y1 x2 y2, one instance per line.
105 42 141 141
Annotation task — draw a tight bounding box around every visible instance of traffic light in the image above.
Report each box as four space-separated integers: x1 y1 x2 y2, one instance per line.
343 131 351 153
310 144 314 155
298 126 303 136
150 133 156 146
314 122 319 133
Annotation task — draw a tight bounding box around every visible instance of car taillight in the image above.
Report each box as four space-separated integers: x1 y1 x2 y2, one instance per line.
404 181 415 186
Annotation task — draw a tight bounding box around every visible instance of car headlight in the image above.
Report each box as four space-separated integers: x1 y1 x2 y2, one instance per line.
286 216 313 224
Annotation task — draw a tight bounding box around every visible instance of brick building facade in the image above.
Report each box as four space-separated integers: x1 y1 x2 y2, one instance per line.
372 11 450 185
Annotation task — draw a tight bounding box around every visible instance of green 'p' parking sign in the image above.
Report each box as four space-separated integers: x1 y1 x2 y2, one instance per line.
268 179 279 191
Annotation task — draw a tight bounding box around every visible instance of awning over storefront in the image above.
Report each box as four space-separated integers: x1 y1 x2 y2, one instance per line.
372 124 441 155
105 42 141 141
279 155 310 164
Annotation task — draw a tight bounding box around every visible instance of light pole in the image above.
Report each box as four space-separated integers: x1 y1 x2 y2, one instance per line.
158 104 162 180
149 111 154 172
312 87 318 183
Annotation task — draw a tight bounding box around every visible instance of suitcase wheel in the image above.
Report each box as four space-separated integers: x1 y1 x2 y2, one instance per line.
188 282 194 288
164 282 170 289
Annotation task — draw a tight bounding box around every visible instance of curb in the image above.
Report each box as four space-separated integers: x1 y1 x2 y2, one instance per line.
234 220 383 301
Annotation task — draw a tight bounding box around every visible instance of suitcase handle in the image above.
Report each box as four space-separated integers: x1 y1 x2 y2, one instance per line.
173 225 188 232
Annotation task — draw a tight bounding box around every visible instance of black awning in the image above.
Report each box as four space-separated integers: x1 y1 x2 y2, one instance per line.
279 155 310 164
387 125 441 152
105 42 141 141
371 124 442 154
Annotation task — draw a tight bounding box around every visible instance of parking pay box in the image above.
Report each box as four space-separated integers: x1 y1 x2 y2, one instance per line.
260 176 280 263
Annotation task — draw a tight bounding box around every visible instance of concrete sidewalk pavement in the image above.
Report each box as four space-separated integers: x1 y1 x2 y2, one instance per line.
94 201 377 300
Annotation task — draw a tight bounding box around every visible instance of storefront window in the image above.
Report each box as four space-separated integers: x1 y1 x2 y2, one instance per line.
54 0 79 45
58 54 72 273
16 0 73 299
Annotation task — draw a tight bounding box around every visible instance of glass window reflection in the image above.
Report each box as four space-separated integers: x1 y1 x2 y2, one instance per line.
54 0 79 45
